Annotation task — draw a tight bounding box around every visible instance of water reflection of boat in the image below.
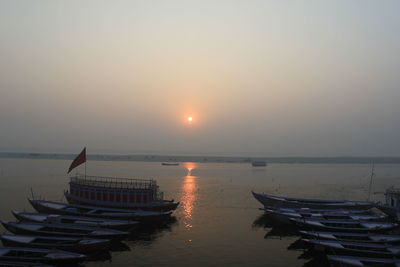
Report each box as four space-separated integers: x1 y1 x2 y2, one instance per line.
252 192 373 209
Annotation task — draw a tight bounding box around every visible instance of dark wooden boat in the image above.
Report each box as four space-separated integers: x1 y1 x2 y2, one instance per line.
265 208 386 225
161 163 179 166
299 231 400 243
303 238 400 258
28 199 172 221
0 247 86 265
327 255 400 266
64 174 179 211
1 234 111 253
1 221 128 239
12 210 139 231
252 192 373 209
290 218 397 232
263 206 371 214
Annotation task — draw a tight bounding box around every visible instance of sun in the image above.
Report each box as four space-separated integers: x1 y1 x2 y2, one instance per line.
187 117 193 122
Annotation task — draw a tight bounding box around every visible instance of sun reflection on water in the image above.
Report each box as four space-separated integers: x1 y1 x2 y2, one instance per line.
181 162 198 230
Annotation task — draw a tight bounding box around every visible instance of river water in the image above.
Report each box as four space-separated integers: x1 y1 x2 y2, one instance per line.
0 158 399 266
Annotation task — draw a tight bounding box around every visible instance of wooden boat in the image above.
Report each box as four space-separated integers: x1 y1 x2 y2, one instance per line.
0 247 86 265
64 174 179 211
28 199 172 221
251 161 267 167
303 238 400 258
299 231 400 243
265 208 386 225
1 221 128 239
290 218 397 232
161 163 179 166
0 262 53 267
327 255 400 266
0 234 110 253
263 206 371 215
12 210 139 231
252 192 373 209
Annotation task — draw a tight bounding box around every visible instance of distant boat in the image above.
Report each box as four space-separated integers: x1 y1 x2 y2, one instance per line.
251 161 266 167
161 163 179 166
252 192 373 209
0 234 110 253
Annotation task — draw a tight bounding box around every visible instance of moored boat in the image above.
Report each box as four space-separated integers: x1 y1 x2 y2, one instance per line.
28 199 172 221
161 163 179 166
327 255 400 266
265 208 386 225
1 221 128 239
263 207 371 215
0 234 110 253
0 247 86 265
303 238 400 258
0 261 53 267
299 231 400 243
252 192 373 209
64 174 179 211
290 218 397 232
12 210 139 231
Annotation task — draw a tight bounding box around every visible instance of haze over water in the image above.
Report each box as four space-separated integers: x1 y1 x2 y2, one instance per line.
1 158 400 266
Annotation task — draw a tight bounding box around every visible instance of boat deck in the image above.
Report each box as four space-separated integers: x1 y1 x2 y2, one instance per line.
70 174 157 190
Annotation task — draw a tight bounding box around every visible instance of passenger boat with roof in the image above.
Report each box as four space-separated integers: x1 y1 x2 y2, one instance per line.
0 247 86 265
265 208 386 224
252 192 373 209
299 231 400 243
327 255 400 266
290 218 397 232
1 221 128 239
64 174 179 212
12 210 139 231
303 238 400 258
28 199 172 221
0 234 110 253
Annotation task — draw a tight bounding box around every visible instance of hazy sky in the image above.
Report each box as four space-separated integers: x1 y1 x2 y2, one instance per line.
1 1 399 156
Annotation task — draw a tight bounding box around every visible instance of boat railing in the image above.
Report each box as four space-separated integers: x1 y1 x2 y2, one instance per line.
70 174 157 190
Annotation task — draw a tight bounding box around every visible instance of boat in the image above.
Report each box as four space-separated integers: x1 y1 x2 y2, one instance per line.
327 255 400 266
290 218 397 232
252 192 373 209
28 199 172 221
0 234 110 253
1 221 128 239
376 186 400 220
303 238 400 258
0 262 53 267
0 247 86 265
64 174 179 211
299 231 400 243
265 208 386 224
161 163 179 166
12 210 139 231
263 207 371 215
251 161 267 167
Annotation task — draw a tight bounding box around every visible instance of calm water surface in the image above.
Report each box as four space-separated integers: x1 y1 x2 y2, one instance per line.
1 159 400 266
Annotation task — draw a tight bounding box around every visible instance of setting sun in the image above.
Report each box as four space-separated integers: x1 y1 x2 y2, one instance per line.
187 117 193 122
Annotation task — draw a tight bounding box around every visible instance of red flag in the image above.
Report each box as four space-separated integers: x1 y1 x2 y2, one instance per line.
68 147 86 173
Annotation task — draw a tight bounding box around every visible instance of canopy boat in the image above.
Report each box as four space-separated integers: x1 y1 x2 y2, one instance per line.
64 174 179 212
0 247 86 265
28 199 172 221
290 218 397 232
12 210 139 231
0 234 110 253
303 238 400 258
327 255 400 267
252 192 373 209
265 208 386 225
1 221 128 239
299 231 400 243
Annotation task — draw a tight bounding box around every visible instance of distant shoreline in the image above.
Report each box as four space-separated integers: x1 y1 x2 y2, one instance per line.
1 152 400 164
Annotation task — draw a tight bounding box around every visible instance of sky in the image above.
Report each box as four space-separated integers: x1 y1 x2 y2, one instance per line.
0 1 400 156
